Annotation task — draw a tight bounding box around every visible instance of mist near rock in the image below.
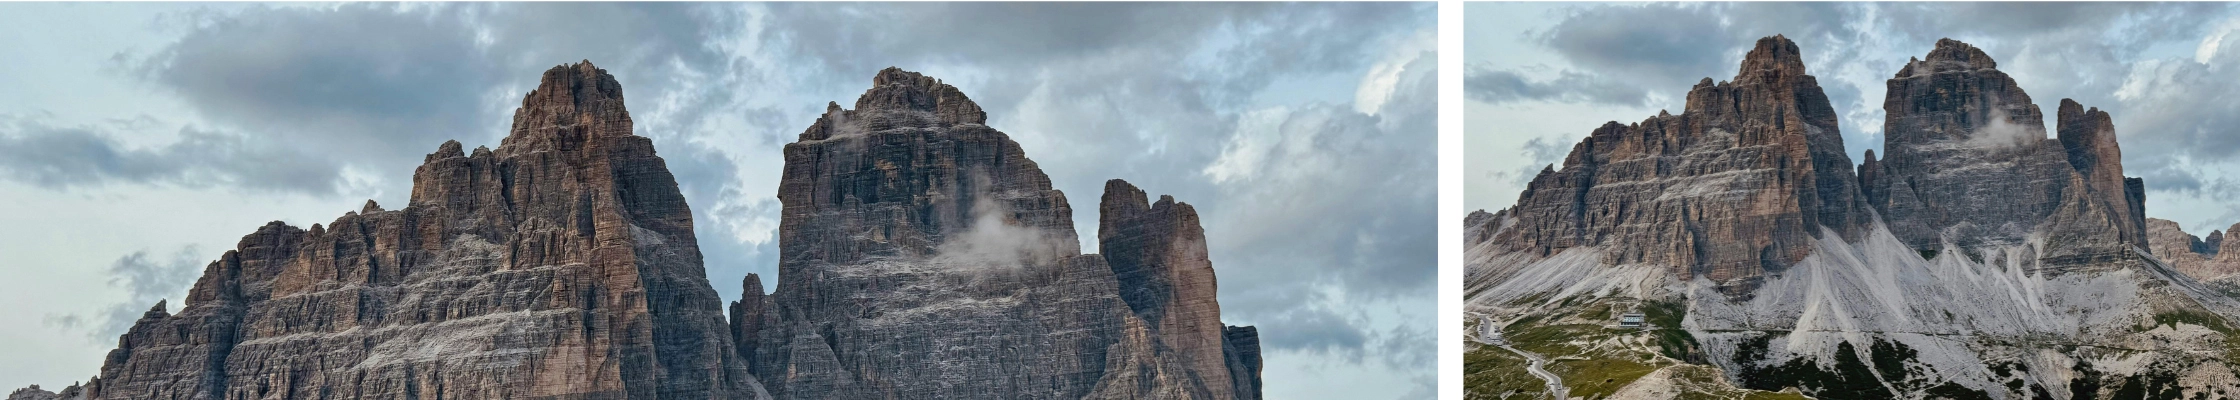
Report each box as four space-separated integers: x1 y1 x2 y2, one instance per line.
1962 106 2044 150
932 196 1071 269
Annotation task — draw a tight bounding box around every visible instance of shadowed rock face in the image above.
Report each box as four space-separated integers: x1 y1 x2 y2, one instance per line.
81 61 763 400
749 67 1257 399
1100 179 1236 400
1867 38 2147 270
1491 35 1868 290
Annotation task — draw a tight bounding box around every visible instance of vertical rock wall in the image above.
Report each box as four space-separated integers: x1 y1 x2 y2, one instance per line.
749 68 1256 399
1492 35 1868 290
83 61 761 400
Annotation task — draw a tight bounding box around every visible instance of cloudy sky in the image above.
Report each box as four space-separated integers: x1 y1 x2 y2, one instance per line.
1467 2 2240 237
0 3 1435 397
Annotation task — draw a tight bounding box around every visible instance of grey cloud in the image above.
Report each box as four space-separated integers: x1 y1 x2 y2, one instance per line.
0 121 344 194
1533 3 1870 93
1521 136 1569 168
2135 160 2211 195
772 3 1236 67
765 3 1423 107
126 3 751 197
473 2 729 71
136 4 500 163
1207 51 1435 303
1878 2 2223 42
1465 67 1648 106
2113 55 2240 168
1255 305 1368 359
1460 67 1657 107
45 247 205 342
1533 4 1736 91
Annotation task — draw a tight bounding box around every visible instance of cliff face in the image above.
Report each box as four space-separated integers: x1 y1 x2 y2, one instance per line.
16 63 1260 400
1866 39 2148 270
1099 179 1235 400
2148 218 2240 284
1469 36 2240 400
746 68 1258 399
1492 35 1868 291
82 61 763 400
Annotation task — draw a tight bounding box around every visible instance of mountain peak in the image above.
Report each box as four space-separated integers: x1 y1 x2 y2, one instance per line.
1899 38 1998 77
506 60 633 147
854 67 986 125
1739 34 1807 78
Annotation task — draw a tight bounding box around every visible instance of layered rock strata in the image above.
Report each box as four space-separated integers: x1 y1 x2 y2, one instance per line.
1100 179 1236 400
14 63 1262 400
744 68 1259 399
1468 36 2240 399
1864 39 2147 270
71 61 763 399
1487 35 1868 290
2149 218 2240 285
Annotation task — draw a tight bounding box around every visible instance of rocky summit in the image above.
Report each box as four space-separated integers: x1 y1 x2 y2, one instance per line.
1468 36 2240 399
1867 38 2149 271
15 64 1260 399
745 67 1258 399
1488 34 1869 293
75 61 759 400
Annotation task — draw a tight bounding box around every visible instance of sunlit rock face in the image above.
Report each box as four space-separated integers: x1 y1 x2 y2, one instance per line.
2150 218 2240 288
1487 35 1870 292
746 67 1259 400
80 61 764 400
12 63 1264 400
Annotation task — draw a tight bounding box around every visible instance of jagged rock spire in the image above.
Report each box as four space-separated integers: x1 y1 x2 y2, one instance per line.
504 61 634 150
1098 179 1234 400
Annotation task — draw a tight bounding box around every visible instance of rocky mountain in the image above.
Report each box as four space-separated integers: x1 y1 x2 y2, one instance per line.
1864 39 2149 272
74 61 761 400
742 67 1258 399
2149 218 2240 289
1486 35 1869 295
14 64 1258 399
1469 36 2240 400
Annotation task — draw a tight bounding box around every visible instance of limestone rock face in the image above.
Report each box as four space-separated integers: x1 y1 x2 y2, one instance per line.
1099 179 1235 400
81 61 763 400
749 67 1256 400
1869 39 2147 270
2149 218 2240 284
1492 35 1867 289
1470 36 2240 400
